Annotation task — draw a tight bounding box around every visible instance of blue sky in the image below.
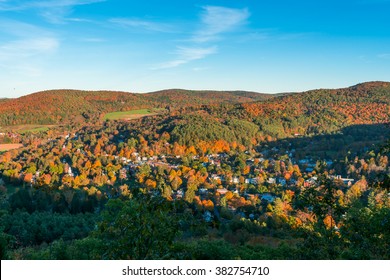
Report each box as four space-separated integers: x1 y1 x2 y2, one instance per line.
0 0 390 97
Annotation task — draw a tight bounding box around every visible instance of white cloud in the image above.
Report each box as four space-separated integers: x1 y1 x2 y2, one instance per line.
0 37 59 63
193 6 250 43
81 37 105 42
110 18 174 33
154 6 249 69
0 20 59 58
66 17 95 23
0 19 51 37
0 37 59 77
0 0 104 10
153 46 217 69
2 37 58 53
0 0 105 23
176 46 217 61
0 19 59 77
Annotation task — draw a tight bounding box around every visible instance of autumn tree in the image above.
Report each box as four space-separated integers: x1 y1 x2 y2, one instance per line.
23 173 33 184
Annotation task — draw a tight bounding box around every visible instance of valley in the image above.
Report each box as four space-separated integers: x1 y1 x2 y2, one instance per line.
0 81 389 260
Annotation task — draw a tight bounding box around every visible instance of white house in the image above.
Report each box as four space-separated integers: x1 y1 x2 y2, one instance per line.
231 177 239 184
267 178 276 184
216 188 228 195
245 178 258 185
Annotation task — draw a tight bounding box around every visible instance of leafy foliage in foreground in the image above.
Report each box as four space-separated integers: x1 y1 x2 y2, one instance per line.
3 191 389 260
95 196 179 259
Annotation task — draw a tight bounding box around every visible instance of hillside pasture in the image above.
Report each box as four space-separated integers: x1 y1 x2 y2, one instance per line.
104 108 162 120
20 126 50 133
1 124 56 134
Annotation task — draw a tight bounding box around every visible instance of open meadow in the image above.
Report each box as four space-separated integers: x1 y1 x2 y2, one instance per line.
104 108 162 120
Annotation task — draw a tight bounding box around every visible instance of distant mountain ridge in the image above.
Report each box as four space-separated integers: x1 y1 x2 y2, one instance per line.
144 89 274 105
0 81 389 127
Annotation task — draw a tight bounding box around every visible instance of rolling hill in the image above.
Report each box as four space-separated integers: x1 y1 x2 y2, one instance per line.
0 89 272 126
0 90 154 126
237 81 390 136
160 81 390 145
144 89 274 106
0 82 389 129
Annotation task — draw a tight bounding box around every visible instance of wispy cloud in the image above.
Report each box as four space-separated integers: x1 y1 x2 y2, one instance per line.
0 0 105 10
155 6 249 69
0 20 59 76
0 0 105 23
0 38 58 56
0 19 59 53
0 37 59 76
66 17 95 23
110 18 175 33
81 37 105 43
0 18 50 37
153 46 217 69
192 6 250 43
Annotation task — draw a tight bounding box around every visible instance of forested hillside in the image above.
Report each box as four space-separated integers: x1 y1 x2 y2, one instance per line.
232 81 390 138
0 89 272 126
0 90 155 126
156 82 389 148
144 89 273 107
1 82 388 128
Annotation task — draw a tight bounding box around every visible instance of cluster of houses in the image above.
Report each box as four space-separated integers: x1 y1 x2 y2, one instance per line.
19 133 356 220
329 175 355 186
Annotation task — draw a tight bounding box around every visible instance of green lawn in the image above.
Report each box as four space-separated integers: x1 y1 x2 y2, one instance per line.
104 108 162 120
20 126 49 133
1 124 55 134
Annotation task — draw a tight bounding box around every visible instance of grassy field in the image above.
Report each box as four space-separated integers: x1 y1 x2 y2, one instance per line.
104 108 162 120
0 144 23 152
1 124 56 134
20 126 50 133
